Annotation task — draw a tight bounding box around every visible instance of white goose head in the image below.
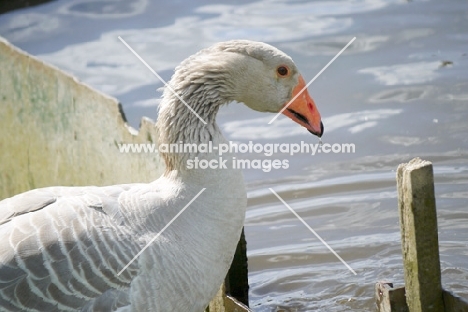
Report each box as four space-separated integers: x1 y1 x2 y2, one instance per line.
157 40 323 168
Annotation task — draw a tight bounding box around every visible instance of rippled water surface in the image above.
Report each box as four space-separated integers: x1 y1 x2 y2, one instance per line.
1 0 467 310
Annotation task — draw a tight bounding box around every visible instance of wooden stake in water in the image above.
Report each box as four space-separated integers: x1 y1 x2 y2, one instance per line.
396 158 445 312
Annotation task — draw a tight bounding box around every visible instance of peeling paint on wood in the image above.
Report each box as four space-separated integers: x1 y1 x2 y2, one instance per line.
0 37 162 198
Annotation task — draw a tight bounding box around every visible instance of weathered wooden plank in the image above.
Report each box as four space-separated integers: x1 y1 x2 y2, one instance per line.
0 37 163 197
225 296 252 312
225 228 249 306
375 282 409 312
206 283 252 312
376 282 468 312
443 289 468 312
396 158 444 311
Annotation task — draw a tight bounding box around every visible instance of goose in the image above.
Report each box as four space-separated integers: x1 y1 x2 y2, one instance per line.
0 40 323 311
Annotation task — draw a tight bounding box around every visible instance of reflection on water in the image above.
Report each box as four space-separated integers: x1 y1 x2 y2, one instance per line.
359 61 442 85
323 109 402 134
222 109 402 139
59 0 148 18
380 135 439 147
1 0 468 310
284 35 388 56
369 86 430 103
0 13 61 42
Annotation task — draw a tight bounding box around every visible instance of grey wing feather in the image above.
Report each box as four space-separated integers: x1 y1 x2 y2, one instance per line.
0 184 144 312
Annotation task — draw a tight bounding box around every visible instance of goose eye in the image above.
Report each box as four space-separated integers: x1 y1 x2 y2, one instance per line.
277 66 289 76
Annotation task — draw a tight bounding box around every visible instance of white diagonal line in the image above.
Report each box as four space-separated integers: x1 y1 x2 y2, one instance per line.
269 188 357 275
117 188 206 276
268 37 356 124
118 36 207 125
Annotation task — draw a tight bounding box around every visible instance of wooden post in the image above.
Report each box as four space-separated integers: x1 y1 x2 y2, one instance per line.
225 228 249 306
396 158 445 311
377 158 468 311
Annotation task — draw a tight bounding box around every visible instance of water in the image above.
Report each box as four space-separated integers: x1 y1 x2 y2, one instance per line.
1 0 467 310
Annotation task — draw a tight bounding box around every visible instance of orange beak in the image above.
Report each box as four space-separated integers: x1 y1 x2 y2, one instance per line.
282 75 324 137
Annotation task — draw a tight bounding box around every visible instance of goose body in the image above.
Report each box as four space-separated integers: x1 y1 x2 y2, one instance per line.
0 40 323 311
